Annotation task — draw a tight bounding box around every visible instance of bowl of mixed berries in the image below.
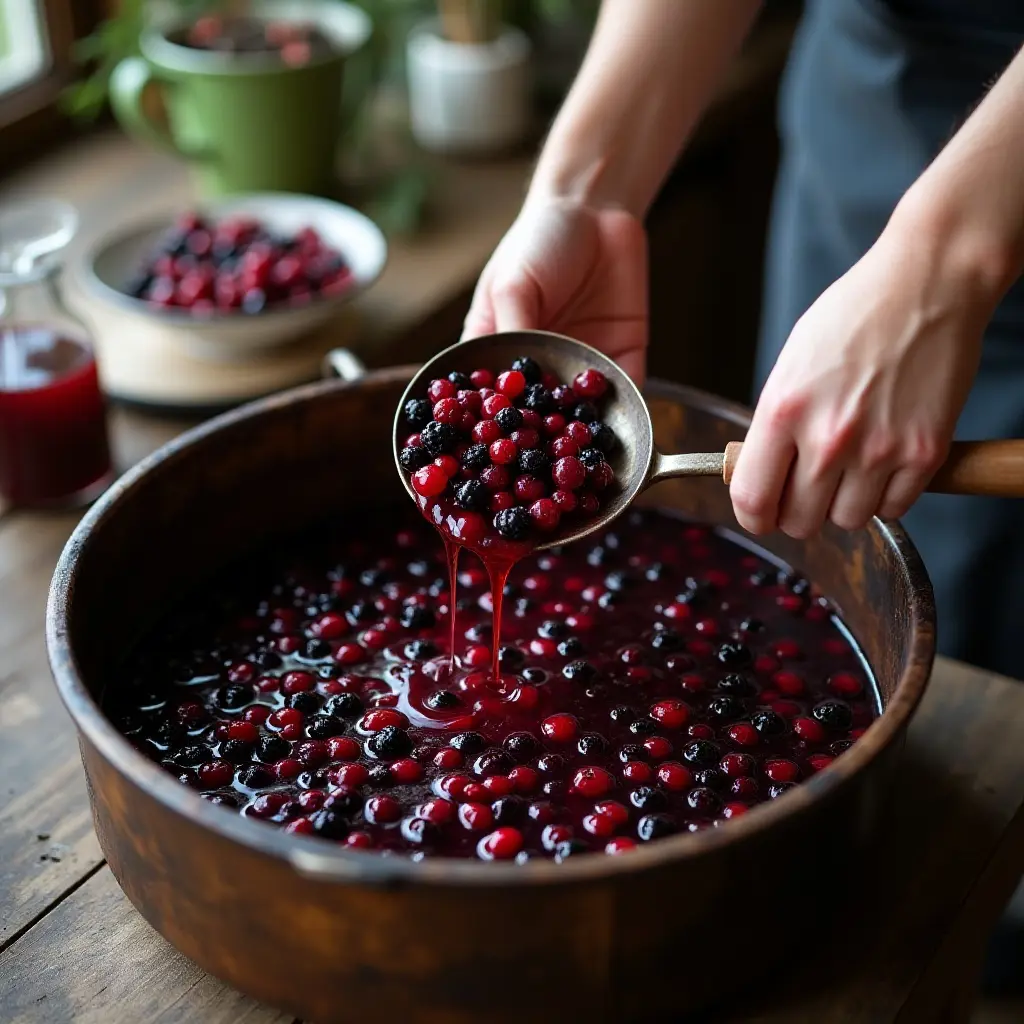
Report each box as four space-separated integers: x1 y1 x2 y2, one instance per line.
81 192 387 362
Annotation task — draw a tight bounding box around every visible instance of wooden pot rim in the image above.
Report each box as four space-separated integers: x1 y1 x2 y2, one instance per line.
46 368 936 888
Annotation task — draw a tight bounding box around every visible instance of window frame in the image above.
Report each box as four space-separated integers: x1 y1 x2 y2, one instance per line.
0 0 103 173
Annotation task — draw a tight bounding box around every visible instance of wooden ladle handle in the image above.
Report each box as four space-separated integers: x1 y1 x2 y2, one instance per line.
721 440 1024 498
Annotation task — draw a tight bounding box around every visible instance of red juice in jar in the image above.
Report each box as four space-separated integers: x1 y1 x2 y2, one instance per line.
0 324 112 506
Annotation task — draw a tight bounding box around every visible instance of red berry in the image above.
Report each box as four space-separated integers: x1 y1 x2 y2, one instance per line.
310 613 346 640
578 491 600 515
543 413 567 436
462 644 491 668
565 421 592 445
482 775 514 796
472 419 502 444
807 753 834 773
622 761 652 782
792 717 825 742
515 475 546 502
722 802 748 819
470 368 494 388
720 752 754 777
412 464 449 497
428 379 456 402
433 747 463 769
509 766 539 793
496 370 527 398
458 802 493 831
594 800 629 826
198 761 233 788
773 671 805 695
489 438 518 465
482 394 512 418
550 436 579 459
551 489 578 512
478 827 523 859
480 464 510 490
328 736 360 761
572 766 614 797
680 673 706 694
227 721 259 744
297 741 329 767
390 758 423 783
728 723 759 747
573 369 608 399
365 795 402 824
281 672 315 695
662 602 692 620
583 812 616 837
334 643 365 665
244 705 270 724
688 723 715 739
552 456 586 491
643 736 673 760
269 706 303 730
588 461 615 490
605 837 637 855
345 831 373 849
529 499 561 531
419 798 455 823
274 758 303 781
360 708 408 732
333 762 370 787
541 714 578 742
650 699 690 729
432 455 458 479
511 428 540 450
764 759 799 783
433 397 462 424
457 389 483 413
490 491 516 513
521 409 543 430
829 672 864 697
657 762 693 791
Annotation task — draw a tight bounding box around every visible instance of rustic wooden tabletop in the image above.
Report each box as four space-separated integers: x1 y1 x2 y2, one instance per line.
4 24 1024 1021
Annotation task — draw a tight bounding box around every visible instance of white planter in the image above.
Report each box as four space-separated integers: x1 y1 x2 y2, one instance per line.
407 20 532 155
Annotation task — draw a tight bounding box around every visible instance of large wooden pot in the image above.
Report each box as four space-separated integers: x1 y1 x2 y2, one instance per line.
46 366 934 1023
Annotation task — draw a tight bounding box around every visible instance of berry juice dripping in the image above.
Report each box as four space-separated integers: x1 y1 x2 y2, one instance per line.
107 507 879 862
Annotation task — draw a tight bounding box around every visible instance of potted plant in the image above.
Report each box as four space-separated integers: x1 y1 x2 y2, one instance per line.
405 0 533 155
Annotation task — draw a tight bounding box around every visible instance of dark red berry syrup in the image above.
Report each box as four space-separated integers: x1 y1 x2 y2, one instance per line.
0 325 111 506
107 503 879 863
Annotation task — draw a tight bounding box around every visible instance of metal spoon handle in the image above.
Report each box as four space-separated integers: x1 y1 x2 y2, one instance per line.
658 440 1024 499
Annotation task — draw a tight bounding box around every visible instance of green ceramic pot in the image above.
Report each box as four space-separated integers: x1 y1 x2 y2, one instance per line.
110 2 371 197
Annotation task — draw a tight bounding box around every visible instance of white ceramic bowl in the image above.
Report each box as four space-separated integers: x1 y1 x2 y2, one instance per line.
79 193 387 363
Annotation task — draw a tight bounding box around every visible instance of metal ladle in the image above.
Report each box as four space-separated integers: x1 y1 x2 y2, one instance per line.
393 330 1024 550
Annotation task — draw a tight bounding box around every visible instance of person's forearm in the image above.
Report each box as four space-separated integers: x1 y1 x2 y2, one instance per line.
889 47 1024 309
527 0 762 218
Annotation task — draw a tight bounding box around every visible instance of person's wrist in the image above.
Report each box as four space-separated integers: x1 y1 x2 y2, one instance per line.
888 184 1020 316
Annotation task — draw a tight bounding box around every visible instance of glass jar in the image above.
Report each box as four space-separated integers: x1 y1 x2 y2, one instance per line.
0 200 113 507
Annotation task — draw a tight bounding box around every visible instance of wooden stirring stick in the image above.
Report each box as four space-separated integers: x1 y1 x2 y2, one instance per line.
719 440 1024 498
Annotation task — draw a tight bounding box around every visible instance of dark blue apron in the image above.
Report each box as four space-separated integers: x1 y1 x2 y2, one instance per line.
758 0 1024 678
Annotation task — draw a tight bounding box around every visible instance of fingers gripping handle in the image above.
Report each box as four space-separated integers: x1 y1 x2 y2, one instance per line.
717 440 1024 497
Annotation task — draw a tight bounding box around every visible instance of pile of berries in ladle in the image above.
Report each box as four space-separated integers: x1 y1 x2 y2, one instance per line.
398 356 618 544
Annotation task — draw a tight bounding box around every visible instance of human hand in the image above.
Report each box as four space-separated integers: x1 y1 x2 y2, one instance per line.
729 219 999 538
461 196 649 383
